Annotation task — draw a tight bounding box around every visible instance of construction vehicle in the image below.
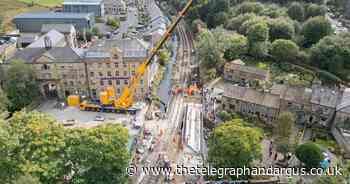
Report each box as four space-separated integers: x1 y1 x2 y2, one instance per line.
79 0 194 114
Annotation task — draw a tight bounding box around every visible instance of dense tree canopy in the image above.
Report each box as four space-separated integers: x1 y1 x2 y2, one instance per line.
287 2 305 22
223 33 249 61
247 22 269 42
3 60 40 112
310 33 350 79
305 3 327 18
271 39 299 62
208 119 262 179
64 124 130 184
302 16 332 47
0 87 9 113
0 111 130 183
295 142 324 169
268 18 295 41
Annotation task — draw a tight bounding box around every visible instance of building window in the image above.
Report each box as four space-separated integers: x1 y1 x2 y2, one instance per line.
117 88 121 94
115 71 119 76
123 71 127 76
92 89 97 97
140 79 143 84
80 74 84 78
42 64 50 70
123 63 127 68
124 80 128 85
141 88 144 93
107 71 112 76
108 80 112 85
70 81 74 86
106 63 111 68
64 81 68 86
62 74 67 79
61 66 65 69
90 72 94 77
115 63 119 68
132 71 135 75
116 79 120 85
99 72 103 77
98 63 102 68
100 80 104 86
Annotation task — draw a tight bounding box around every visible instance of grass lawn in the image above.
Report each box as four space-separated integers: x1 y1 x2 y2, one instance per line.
16 0 63 7
0 0 48 32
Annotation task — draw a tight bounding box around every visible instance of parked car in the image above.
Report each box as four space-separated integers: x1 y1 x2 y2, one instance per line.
62 119 77 126
94 115 105 121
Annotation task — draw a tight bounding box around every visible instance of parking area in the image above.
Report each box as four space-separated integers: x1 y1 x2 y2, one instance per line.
36 100 146 135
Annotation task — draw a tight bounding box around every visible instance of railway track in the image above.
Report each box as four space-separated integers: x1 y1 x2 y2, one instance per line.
139 21 193 184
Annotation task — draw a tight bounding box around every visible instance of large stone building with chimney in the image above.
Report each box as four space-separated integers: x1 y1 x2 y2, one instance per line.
1 38 155 101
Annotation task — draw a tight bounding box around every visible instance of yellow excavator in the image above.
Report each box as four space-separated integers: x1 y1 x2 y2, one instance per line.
78 0 193 114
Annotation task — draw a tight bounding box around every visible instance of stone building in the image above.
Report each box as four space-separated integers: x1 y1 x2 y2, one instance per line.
13 12 95 33
103 0 127 15
222 84 280 123
221 82 341 126
271 84 313 124
310 85 341 127
63 0 105 17
332 88 350 156
223 59 269 84
27 29 67 48
41 24 78 48
2 38 153 101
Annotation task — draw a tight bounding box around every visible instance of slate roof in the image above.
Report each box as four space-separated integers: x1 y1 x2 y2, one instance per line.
64 0 103 5
7 47 84 64
337 88 350 113
41 24 75 34
224 85 280 109
43 47 84 62
225 60 268 78
311 86 340 108
90 38 150 58
7 48 46 63
14 12 92 20
28 30 66 48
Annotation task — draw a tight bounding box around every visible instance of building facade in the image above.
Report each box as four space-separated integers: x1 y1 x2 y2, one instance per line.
104 0 126 15
13 12 95 33
41 24 78 48
63 0 105 17
223 59 269 84
2 38 153 101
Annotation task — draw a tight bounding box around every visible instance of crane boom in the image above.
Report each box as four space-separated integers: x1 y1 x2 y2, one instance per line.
114 0 193 109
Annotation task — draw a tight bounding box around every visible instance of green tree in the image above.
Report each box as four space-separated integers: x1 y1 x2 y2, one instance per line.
225 13 256 31
295 142 324 169
271 39 299 62
196 29 223 69
91 27 103 38
13 174 41 184
247 22 269 42
106 17 120 29
310 33 350 79
313 175 346 184
64 124 130 184
274 111 295 139
287 2 305 22
306 3 327 18
158 49 171 66
223 33 248 61
3 60 40 112
274 112 296 159
268 18 295 41
249 41 270 59
236 2 264 14
1 111 66 183
208 119 262 179
0 87 9 113
302 16 332 47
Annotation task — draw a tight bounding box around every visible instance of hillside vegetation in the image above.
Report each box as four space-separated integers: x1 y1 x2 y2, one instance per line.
17 0 63 7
